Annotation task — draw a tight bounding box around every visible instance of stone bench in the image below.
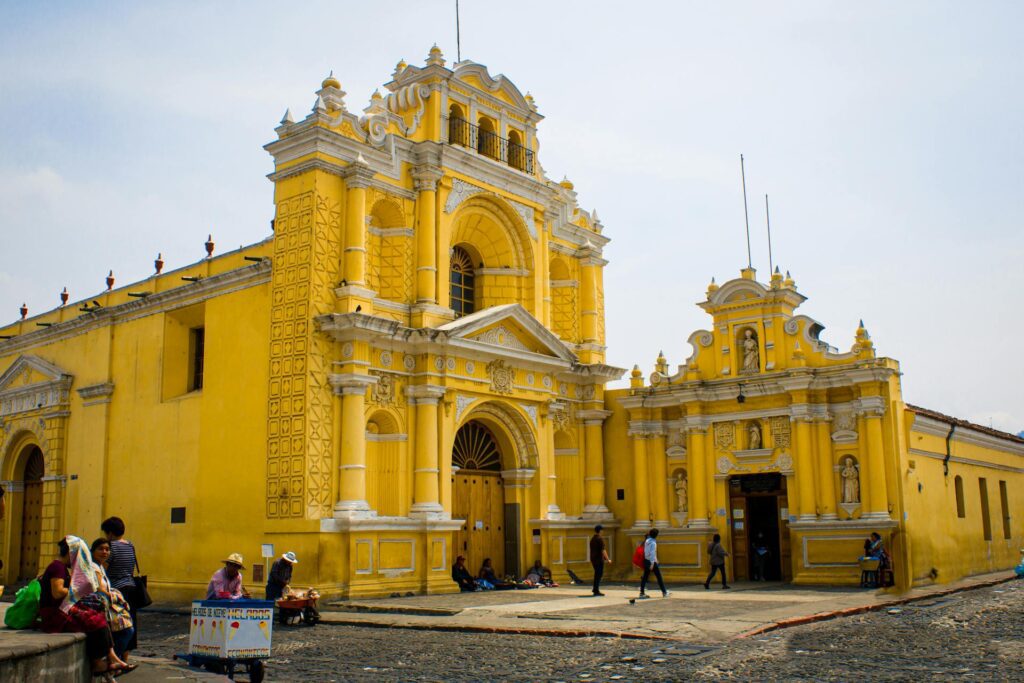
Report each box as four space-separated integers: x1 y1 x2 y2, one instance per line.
0 629 90 682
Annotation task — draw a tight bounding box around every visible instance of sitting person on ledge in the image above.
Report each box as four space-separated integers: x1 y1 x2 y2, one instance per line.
452 555 478 592
206 553 251 600
478 558 513 590
524 560 558 587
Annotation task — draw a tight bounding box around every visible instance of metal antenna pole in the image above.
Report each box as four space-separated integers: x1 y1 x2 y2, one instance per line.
741 154 752 269
765 194 774 274
456 0 462 63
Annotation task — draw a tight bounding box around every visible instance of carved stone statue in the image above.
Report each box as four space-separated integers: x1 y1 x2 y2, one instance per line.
841 456 860 504
674 472 688 513
748 422 762 450
741 329 759 374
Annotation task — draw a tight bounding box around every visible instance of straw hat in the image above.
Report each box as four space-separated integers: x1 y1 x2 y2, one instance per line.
223 553 245 568
282 551 298 564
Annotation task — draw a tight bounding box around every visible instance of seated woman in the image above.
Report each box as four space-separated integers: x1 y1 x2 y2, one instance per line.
524 560 558 587
451 555 478 592
90 538 136 663
38 537 132 680
477 558 513 590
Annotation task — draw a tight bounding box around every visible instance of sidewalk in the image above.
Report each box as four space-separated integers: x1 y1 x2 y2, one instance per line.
317 570 1016 642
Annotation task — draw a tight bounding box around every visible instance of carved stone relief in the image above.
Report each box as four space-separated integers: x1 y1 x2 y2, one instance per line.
486 359 514 395
769 416 791 448
714 422 735 451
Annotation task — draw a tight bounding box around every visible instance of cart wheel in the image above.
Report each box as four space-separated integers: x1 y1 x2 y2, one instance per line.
303 606 319 625
250 660 266 683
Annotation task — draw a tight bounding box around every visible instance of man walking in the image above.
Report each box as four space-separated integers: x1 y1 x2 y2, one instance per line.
589 525 611 596
704 533 730 589
638 528 670 599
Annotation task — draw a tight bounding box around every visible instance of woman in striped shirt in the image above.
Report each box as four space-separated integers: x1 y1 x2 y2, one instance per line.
102 516 140 658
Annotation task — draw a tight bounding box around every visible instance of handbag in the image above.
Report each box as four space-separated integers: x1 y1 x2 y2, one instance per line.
133 556 153 608
106 588 134 632
632 541 645 568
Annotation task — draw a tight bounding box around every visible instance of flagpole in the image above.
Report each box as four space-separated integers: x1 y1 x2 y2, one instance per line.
765 194 774 274
741 154 752 269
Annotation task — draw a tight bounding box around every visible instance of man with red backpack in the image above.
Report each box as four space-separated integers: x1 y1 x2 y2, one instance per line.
636 528 670 599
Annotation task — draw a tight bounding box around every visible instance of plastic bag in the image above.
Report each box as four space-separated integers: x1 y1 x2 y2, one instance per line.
632 542 645 568
4 579 41 629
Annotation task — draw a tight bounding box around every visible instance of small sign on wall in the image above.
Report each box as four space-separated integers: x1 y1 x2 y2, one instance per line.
261 544 275 559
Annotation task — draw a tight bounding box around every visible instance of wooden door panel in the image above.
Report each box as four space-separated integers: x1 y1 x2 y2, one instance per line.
778 494 792 581
453 472 505 578
729 496 748 581
19 482 43 580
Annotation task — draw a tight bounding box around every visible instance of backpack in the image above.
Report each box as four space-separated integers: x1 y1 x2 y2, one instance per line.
632 541 645 568
4 578 41 630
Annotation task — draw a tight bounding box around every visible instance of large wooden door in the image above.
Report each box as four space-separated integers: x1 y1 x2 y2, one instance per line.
452 471 505 577
729 494 749 581
19 448 44 580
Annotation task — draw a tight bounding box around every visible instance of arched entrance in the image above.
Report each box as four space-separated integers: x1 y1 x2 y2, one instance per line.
17 445 45 580
451 421 506 578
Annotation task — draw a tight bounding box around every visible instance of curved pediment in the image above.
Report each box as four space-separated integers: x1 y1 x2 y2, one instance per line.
708 278 769 307
452 61 532 111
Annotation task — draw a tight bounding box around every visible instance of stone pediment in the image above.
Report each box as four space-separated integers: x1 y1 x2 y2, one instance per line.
437 304 577 363
0 355 73 417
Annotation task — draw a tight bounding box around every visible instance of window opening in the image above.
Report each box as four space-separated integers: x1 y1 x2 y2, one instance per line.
450 247 475 317
954 475 965 518
999 480 1011 539
979 478 992 541
189 327 205 391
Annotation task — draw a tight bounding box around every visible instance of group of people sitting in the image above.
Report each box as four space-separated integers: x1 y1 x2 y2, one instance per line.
451 557 559 592
34 519 142 681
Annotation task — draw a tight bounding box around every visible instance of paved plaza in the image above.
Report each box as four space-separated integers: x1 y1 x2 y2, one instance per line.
117 573 1022 681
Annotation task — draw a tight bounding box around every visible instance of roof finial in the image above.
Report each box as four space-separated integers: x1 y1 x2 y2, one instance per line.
426 44 446 67
280 108 294 125
321 70 341 90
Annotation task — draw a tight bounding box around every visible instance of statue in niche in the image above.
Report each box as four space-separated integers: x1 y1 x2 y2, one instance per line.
748 421 762 450
841 456 861 504
674 472 688 513
741 329 760 374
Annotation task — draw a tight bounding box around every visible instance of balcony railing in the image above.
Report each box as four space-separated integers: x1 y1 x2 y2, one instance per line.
446 117 535 175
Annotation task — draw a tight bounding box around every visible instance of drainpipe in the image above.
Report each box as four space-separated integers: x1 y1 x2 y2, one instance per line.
942 423 956 476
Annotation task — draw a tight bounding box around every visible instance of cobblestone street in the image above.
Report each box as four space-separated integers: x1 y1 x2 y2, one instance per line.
137 581 1023 681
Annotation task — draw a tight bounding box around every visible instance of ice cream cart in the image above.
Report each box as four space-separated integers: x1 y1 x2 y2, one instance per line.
175 599 274 681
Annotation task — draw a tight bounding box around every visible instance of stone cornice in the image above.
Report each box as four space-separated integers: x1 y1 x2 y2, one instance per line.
76 382 114 407
0 260 271 356
329 373 379 395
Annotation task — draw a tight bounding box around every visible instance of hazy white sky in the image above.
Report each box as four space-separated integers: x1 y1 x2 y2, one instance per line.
1 2 1021 433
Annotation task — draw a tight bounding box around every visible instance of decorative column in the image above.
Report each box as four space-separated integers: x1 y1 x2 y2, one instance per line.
630 432 651 527
793 417 817 521
685 421 710 528
580 252 599 344
412 165 443 306
649 429 670 527
579 409 612 518
862 407 890 519
816 418 838 519
408 385 446 518
342 159 375 288
331 374 378 516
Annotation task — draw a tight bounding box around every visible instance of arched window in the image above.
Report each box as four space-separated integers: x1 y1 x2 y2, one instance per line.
453 421 502 471
450 246 476 317
954 475 965 518
448 104 469 147
477 117 498 159
507 129 526 171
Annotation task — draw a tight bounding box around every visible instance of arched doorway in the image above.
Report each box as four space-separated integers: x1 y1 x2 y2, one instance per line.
451 421 506 578
18 446 44 580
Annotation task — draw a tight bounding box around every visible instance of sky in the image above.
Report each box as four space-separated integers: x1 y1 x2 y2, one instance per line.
1 2 1021 433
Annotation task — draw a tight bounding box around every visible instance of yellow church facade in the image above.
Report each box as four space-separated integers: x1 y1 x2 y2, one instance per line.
0 49 1020 600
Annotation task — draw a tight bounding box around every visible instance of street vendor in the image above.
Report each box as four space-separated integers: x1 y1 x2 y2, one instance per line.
266 551 298 600
206 553 251 600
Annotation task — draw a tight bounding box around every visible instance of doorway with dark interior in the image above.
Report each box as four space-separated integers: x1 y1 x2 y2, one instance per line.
728 473 789 582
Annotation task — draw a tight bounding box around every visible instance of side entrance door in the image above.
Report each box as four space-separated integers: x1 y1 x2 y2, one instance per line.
19 448 45 580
